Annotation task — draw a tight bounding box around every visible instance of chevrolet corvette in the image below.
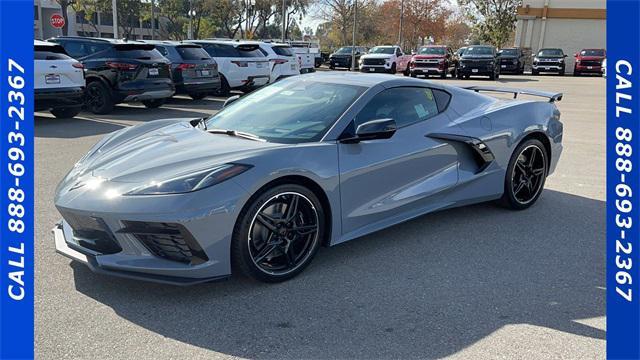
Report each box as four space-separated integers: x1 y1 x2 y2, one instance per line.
53 73 563 284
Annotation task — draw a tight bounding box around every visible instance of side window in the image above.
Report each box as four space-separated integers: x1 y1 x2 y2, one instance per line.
355 87 440 128
215 44 239 57
63 41 89 58
85 43 109 56
395 48 402 56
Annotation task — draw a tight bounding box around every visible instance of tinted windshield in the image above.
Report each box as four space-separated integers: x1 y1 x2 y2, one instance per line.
464 47 493 55
581 49 605 56
205 79 365 143
418 47 445 55
500 49 518 56
336 47 354 54
537 49 564 57
369 47 395 54
176 46 210 60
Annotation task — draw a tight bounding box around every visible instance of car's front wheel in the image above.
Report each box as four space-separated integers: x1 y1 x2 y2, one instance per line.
500 138 548 210
232 184 325 282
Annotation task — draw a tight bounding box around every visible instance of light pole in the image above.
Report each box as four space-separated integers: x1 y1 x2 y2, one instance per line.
112 0 118 38
188 0 196 40
281 0 286 42
398 0 404 48
245 0 255 39
150 0 155 40
351 0 357 71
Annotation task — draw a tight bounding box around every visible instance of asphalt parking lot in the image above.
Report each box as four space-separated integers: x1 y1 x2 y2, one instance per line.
35 72 605 359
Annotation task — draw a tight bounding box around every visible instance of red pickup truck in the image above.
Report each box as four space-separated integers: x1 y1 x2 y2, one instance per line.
573 49 606 76
409 45 458 79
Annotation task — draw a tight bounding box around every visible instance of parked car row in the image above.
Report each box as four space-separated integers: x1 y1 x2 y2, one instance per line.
35 37 307 116
326 43 606 80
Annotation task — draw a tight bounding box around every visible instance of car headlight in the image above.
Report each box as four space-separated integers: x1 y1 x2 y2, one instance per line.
125 164 251 196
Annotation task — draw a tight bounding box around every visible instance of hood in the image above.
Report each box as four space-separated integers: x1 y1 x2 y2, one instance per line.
361 53 392 60
461 54 494 60
57 118 281 194
330 53 352 58
499 54 518 59
412 54 445 60
577 55 605 61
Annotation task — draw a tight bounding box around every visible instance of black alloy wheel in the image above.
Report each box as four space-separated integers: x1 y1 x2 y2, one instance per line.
86 81 114 114
232 184 325 282
500 139 548 210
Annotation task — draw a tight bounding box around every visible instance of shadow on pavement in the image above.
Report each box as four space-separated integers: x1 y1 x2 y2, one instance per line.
70 189 604 359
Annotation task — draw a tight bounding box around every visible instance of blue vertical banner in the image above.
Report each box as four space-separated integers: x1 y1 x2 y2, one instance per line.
0 0 35 359
607 0 640 359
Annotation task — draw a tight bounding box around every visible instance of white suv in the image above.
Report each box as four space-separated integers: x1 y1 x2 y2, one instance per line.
256 42 300 83
34 40 85 118
191 40 270 96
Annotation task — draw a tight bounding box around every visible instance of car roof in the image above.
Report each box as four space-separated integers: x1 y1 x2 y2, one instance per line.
35 39 57 47
297 72 446 89
194 39 257 46
141 40 202 47
48 36 145 45
420 45 446 48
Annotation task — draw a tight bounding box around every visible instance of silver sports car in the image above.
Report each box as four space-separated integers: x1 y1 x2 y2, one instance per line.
53 73 563 285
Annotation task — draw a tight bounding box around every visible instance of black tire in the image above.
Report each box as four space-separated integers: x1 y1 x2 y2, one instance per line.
532 69 539 76
573 70 580 76
329 65 335 70
141 98 166 108
457 72 463 80
559 70 565 76
389 63 397 74
495 71 500 80
403 67 410 76
189 92 208 100
500 138 548 210
410 72 417 78
440 70 446 79
231 184 325 282
216 75 231 97
85 81 114 114
50 107 81 119
489 71 496 80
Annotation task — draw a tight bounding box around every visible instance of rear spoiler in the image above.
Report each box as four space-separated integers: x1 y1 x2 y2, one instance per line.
463 85 563 103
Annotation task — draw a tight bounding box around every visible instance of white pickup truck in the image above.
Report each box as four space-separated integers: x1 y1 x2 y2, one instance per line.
289 41 316 74
358 45 411 75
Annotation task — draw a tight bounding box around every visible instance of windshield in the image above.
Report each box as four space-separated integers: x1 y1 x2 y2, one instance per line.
537 49 564 57
336 47 354 54
176 46 210 60
205 79 366 143
464 46 493 55
500 49 518 56
369 46 395 54
581 49 605 56
418 47 445 55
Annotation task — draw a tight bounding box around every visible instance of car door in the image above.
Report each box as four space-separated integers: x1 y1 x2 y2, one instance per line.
395 47 408 71
338 86 459 236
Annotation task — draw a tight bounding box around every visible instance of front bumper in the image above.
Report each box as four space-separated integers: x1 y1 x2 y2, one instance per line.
53 177 249 285
411 67 444 75
35 86 85 112
532 64 565 72
458 67 494 76
360 65 391 73
575 64 602 73
329 57 352 68
499 62 520 73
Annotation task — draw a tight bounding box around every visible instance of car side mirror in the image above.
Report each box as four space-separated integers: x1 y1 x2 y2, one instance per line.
564 54 568 57
574 53 578 57
223 95 240 108
341 119 397 143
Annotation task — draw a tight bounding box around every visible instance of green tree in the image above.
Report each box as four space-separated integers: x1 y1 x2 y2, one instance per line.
458 0 520 48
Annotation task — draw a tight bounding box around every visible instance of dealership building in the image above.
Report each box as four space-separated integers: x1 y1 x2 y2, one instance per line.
34 0 162 40
514 0 606 73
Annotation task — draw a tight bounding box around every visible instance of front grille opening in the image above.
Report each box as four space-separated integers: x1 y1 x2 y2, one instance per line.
59 210 122 254
119 221 209 265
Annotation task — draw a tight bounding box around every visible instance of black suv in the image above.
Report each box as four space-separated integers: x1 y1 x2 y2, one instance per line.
145 41 220 100
48 37 175 114
532 48 567 76
497 47 525 74
329 46 367 70
457 45 500 80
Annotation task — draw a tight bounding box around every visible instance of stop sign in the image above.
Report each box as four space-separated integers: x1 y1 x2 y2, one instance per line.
50 14 65 29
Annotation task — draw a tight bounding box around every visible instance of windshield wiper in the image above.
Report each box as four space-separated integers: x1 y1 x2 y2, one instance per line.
207 128 266 142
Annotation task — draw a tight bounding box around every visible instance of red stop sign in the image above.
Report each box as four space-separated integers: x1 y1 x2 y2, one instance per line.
50 14 65 29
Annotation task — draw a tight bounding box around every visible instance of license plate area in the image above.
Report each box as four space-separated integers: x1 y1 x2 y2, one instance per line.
148 68 159 76
472 69 479 73
45 74 60 84
200 70 210 77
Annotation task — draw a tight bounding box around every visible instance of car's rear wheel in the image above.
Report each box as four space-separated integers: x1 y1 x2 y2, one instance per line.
532 69 539 76
232 184 325 282
141 98 166 108
50 107 81 119
86 81 114 114
500 139 548 210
